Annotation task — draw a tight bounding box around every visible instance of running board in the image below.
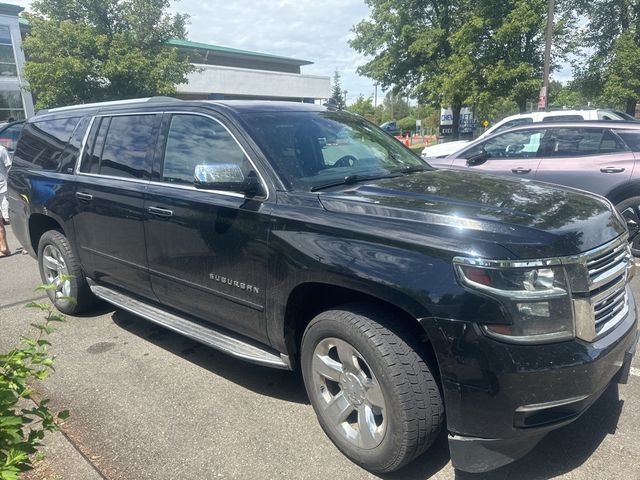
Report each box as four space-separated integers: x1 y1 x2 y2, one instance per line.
90 284 291 370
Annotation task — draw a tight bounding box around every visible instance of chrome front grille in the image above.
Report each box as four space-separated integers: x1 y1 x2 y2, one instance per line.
579 238 633 340
593 282 629 335
587 242 628 289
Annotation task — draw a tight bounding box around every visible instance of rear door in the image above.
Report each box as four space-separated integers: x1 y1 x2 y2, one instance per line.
73 113 161 299
535 127 633 196
143 112 272 344
450 128 547 178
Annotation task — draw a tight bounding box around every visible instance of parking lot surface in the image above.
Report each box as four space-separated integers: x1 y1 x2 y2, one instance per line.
1 225 639 480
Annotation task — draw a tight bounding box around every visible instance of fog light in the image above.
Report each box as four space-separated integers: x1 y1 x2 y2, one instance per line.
517 302 550 317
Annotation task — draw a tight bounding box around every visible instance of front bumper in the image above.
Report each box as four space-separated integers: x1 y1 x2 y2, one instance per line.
420 293 638 473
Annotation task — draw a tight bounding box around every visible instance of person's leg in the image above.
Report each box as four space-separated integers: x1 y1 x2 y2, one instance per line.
0 194 9 255
0 221 8 255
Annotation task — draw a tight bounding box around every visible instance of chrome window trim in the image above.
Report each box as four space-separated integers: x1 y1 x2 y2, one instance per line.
75 114 96 174
73 110 270 201
147 180 245 198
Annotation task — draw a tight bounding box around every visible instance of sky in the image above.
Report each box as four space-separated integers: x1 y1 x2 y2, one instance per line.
10 0 571 105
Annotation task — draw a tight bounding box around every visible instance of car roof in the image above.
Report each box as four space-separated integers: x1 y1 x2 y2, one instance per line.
488 120 640 132
33 97 326 121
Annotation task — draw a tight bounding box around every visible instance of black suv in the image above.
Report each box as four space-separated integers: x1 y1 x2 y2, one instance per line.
7 98 638 474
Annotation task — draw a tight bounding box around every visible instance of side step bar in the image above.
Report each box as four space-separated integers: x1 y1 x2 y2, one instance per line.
90 284 291 370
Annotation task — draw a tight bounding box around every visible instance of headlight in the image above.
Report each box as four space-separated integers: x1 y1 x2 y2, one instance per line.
454 261 574 344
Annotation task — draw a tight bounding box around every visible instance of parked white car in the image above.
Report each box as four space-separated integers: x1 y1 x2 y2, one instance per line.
421 109 631 160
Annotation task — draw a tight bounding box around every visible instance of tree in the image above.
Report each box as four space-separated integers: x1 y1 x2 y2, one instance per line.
351 0 472 139
570 0 640 114
381 91 410 121
350 1 567 138
23 0 195 109
330 70 346 110
347 94 375 119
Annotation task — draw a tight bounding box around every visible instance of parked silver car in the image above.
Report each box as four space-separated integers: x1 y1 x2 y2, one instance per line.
428 121 640 254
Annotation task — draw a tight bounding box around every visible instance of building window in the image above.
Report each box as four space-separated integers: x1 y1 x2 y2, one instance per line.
0 91 24 120
0 26 16 77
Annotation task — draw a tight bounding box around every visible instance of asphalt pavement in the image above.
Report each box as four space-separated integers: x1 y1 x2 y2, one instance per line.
1 225 639 480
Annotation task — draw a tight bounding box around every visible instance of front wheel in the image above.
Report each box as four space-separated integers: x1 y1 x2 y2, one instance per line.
37 230 96 315
615 196 640 256
300 304 443 473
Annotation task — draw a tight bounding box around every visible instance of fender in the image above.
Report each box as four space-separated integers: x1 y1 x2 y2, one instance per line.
22 170 79 256
264 228 469 353
606 179 640 205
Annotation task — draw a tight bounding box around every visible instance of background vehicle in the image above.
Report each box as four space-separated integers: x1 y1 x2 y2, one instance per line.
7 99 638 474
428 121 640 254
0 120 24 152
422 109 630 160
379 120 399 135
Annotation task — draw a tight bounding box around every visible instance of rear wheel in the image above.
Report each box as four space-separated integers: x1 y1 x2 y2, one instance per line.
37 230 96 315
615 196 640 256
300 303 443 473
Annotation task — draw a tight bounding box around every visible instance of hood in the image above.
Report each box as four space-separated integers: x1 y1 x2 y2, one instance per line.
318 169 626 259
422 140 470 158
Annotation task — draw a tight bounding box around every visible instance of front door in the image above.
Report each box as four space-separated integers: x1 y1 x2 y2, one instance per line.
450 128 547 179
73 113 161 299
144 112 272 344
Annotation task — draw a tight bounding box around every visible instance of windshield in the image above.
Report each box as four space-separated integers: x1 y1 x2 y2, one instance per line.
242 110 429 191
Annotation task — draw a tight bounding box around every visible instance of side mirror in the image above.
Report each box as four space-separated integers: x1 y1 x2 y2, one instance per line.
466 150 489 166
194 163 262 195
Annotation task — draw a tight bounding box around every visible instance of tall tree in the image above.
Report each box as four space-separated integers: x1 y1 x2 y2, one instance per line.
351 0 472 138
350 0 564 137
23 0 195 109
347 94 375 118
330 70 346 110
571 0 640 114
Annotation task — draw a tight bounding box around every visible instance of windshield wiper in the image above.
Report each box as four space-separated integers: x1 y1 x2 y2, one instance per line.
397 165 428 174
310 173 401 192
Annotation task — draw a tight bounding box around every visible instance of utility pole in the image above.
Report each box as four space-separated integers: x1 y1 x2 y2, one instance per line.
374 82 378 108
539 0 555 111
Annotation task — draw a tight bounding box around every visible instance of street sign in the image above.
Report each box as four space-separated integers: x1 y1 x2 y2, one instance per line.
483 120 489 128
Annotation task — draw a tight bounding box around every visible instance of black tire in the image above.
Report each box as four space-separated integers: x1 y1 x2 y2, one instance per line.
37 230 96 315
615 196 640 256
300 303 443 473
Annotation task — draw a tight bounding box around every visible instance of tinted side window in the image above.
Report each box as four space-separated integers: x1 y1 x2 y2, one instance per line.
80 114 159 179
161 114 250 185
544 128 626 157
542 115 584 122
493 118 533 134
464 129 546 160
13 117 80 171
59 117 90 173
616 130 640 152
100 115 158 179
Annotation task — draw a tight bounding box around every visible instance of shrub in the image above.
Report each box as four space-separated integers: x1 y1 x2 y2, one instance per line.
0 283 70 479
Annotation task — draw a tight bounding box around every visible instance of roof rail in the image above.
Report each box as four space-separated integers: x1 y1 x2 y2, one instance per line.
36 96 181 115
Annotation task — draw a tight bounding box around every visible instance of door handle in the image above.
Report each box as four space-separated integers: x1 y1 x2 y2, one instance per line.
147 206 173 218
511 168 531 174
75 192 93 201
600 167 625 173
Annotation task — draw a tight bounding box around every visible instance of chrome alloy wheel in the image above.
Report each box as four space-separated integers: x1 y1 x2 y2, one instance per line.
311 337 387 449
42 244 71 299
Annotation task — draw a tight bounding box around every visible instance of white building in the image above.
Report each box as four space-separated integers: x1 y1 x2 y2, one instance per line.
169 39 330 103
15 5 330 110
0 3 34 120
